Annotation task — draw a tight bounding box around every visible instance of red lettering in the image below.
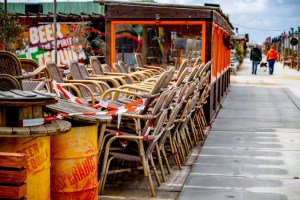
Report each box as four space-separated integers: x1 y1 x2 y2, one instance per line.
25 160 32 172
72 167 81 183
77 163 86 180
28 145 35 157
83 159 91 175
30 158 37 170
67 174 76 186
52 174 67 191
33 143 39 154
88 157 96 172
35 154 42 167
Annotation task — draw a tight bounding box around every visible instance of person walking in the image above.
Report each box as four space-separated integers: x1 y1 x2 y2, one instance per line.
250 44 262 74
266 46 278 75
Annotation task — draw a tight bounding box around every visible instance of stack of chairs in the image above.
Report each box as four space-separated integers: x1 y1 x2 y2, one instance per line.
95 58 212 197
0 51 48 91
5 51 213 197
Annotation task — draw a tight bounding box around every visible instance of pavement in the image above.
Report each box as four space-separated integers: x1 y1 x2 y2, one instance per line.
98 54 300 200
178 54 300 200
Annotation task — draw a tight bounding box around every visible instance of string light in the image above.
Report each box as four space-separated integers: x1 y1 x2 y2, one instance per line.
232 23 289 32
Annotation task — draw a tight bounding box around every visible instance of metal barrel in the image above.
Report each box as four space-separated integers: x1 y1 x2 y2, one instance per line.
50 124 98 200
0 136 51 200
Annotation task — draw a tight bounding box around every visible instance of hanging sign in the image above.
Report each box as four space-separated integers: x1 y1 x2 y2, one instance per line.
290 38 298 46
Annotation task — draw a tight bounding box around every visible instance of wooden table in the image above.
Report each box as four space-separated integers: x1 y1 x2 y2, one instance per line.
0 90 57 127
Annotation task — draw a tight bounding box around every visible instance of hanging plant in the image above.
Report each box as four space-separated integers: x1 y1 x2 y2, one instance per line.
223 35 231 48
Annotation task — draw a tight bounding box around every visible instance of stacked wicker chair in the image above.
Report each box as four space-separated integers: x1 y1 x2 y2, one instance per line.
45 61 107 105
96 58 212 197
0 51 47 91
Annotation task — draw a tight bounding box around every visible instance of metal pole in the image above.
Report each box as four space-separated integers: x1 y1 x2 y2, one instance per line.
53 0 57 64
4 0 7 13
298 27 300 70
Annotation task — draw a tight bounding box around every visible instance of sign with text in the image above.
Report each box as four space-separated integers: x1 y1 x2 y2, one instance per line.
16 23 92 66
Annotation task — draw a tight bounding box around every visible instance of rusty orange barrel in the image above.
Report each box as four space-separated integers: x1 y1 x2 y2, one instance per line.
0 136 51 200
50 124 98 200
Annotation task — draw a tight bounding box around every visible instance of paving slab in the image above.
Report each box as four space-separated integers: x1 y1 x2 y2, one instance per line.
203 131 300 150
212 118 300 131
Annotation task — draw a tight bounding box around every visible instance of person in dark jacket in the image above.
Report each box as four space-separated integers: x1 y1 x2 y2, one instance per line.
250 44 262 74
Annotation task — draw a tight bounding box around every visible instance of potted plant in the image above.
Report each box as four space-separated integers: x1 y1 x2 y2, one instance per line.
0 10 26 52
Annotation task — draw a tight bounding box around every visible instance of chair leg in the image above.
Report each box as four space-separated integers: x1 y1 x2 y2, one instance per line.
190 117 199 146
200 108 208 127
185 126 193 150
99 156 114 195
150 154 161 187
146 159 156 197
176 132 186 163
196 114 205 140
169 135 182 170
181 129 190 156
161 146 171 174
155 144 166 182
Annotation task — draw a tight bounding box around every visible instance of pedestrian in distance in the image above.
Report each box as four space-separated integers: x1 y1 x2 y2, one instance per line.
250 44 262 75
266 46 278 75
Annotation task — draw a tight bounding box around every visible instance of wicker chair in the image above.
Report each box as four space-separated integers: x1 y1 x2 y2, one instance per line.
0 74 22 91
45 61 105 105
134 53 165 74
89 56 132 87
100 69 171 108
102 63 137 84
19 58 40 78
99 109 168 197
118 60 155 79
0 51 47 91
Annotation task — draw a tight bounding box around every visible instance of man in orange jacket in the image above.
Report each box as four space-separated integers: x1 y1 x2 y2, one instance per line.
266 46 278 75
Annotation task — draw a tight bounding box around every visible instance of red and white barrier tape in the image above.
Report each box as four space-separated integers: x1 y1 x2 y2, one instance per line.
53 80 84 105
19 105 145 127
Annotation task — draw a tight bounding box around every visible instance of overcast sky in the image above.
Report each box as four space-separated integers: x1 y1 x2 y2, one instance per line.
156 0 300 44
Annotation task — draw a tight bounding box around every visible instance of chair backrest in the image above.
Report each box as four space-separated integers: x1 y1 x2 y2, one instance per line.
178 94 199 133
45 61 64 84
101 64 112 73
111 63 133 84
68 59 99 96
0 51 23 88
193 63 204 80
175 67 189 87
183 80 198 102
193 56 202 67
68 59 84 80
161 88 176 110
177 59 188 76
175 83 188 104
187 65 199 82
158 103 182 149
199 60 212 78
145 109 168 159
134 53 144 68
0 74 21 91
117 60 130 73
19 58 39 73
113 63 123 73
151 89 169 116
161 67 175 90
90 56 104 75
149 70 169 95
